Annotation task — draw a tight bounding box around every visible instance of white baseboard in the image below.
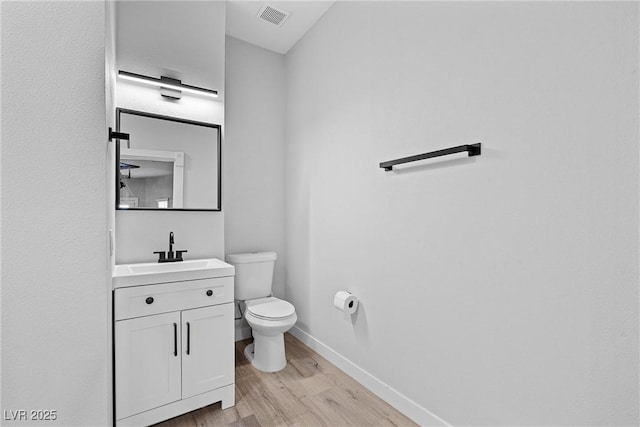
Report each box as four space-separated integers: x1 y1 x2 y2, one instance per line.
289 326 451 427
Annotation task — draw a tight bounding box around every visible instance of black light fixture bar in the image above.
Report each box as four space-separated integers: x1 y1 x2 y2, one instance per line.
118 70 218 98
380 143 481 171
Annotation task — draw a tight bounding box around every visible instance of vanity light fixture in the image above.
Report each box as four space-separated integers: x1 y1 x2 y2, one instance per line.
118 70 219 99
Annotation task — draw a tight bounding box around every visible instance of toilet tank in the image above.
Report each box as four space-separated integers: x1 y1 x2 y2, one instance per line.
226 252 277 301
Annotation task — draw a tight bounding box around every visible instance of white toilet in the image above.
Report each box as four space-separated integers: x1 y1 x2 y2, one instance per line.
226 252 297 373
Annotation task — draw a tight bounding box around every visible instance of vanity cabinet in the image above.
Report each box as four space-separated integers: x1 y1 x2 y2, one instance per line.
114 276 234 427
115 312 182 420
181 304 234 398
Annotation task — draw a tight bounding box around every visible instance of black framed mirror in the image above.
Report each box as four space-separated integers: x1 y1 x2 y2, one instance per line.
116 108 221 211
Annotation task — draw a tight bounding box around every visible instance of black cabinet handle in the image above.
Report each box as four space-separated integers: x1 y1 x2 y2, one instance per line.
186 322 190 355
206 290 213 297
145 297 154 305
173 323 177 357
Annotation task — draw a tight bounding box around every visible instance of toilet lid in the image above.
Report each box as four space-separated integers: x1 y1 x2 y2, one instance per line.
246 297 295 320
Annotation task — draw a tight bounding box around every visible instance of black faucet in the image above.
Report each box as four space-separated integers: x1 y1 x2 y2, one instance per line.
168 231 175 259
153 231 188 263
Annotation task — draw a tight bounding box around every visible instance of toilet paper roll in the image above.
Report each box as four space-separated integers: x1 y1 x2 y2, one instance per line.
334 291 358 315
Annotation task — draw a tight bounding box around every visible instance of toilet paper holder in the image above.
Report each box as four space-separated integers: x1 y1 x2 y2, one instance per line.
334 291 358 315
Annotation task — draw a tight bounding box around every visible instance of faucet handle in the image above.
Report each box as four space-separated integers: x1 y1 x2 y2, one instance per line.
153 251 166 263
176 250 188 261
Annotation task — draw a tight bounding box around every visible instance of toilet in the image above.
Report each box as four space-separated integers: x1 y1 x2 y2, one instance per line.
226 252 296 373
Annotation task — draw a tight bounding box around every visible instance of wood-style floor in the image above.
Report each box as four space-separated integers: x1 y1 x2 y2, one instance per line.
154 333 417 427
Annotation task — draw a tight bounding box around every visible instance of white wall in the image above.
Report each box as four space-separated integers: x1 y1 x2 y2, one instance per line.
116 1 223 96
285 2 639 426
105 1 118 424
224 36 286 297
1 2 110 425
114 1 226 264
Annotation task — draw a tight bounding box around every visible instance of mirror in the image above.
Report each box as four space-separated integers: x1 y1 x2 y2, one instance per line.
116 109 221 211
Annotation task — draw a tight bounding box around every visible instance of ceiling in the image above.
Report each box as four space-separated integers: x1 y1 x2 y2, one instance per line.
225 1 336 54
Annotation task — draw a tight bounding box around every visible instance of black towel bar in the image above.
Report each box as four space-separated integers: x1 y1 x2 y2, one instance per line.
380 143 481 171
109 127 130 142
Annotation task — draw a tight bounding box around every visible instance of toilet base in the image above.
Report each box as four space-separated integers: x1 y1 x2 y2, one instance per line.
244 332 287 373
244 342 255 364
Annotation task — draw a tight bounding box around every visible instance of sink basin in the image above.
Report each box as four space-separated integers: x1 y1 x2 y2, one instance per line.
118 259 221 275
113 258 234 288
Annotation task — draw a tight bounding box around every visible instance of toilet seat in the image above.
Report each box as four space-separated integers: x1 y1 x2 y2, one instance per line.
246 297 295 320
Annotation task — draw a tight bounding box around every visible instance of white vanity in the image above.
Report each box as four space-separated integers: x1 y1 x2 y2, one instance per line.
112 259 235 427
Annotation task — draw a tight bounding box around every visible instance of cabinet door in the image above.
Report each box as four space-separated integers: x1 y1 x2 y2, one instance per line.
181 304 234 398
115 311 181 420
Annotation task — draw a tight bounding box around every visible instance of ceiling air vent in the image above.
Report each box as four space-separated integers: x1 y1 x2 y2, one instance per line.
257 4 290 27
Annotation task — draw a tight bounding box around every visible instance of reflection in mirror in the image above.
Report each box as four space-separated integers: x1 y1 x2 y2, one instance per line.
119 149 183 209
116 109 221 211
120 160 173 209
